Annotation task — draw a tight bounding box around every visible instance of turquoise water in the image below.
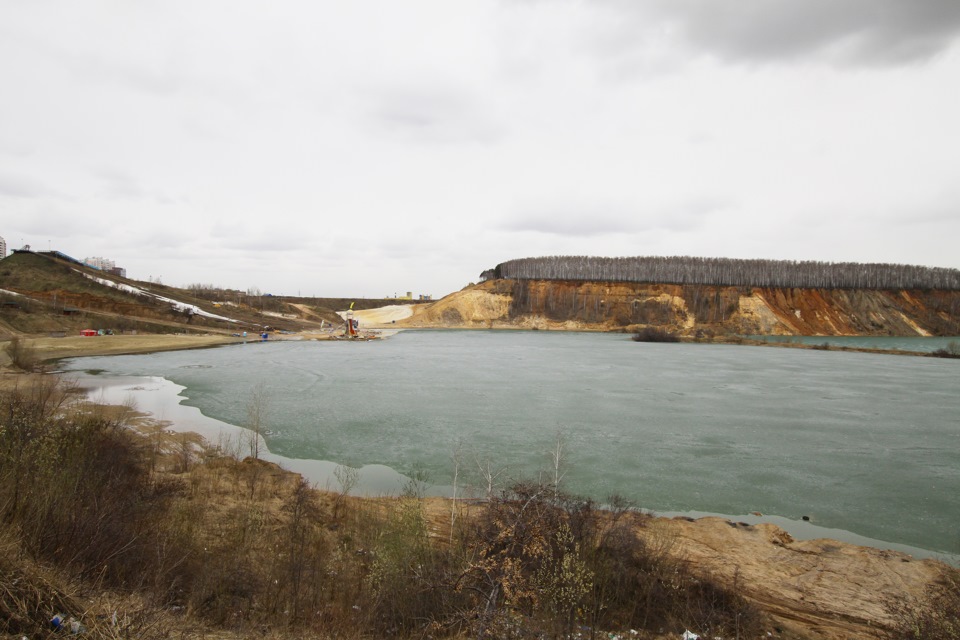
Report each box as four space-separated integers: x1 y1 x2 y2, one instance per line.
63 331 960 558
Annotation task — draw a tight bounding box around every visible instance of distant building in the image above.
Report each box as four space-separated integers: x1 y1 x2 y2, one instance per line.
394 291 431 301
84 256 116 271
0 235 6 259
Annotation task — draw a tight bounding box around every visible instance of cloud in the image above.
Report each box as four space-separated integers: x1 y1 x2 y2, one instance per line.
91 167 190 205
94 168 148 200
365 82 504 144
501 197 727 237
7 204 91 239
600 0 960 67
501 204 639 237
0 172 62 199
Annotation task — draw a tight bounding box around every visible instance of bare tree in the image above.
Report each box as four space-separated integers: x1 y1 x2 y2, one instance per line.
488 255 960 290
333 464 359 517
245 382 269 460
549 431 568 499
450 441 463 542
474 456 507 499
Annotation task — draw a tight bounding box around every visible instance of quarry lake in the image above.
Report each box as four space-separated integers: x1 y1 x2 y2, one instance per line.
62 330 960 561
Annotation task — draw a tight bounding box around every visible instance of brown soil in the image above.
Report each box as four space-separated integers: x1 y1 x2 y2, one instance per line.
416 499 949 640
390 279 960 337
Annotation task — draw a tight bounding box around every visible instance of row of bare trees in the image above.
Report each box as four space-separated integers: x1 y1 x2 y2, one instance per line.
481 256 960 290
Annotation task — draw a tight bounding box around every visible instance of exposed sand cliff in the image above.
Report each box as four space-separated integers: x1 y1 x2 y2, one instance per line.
387 279 960 336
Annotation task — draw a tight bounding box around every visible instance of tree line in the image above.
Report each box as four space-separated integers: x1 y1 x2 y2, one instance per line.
480 256 960 290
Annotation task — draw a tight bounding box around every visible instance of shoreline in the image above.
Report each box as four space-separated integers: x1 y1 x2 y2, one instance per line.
67 368 958 566
5 330 957 566
5 328 955 370
14 346 957 637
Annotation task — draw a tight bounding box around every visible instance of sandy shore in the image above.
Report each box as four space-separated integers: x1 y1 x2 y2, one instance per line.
1 333 243 369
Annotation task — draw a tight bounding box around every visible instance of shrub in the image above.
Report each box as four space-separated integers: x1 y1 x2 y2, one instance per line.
3 336 39 370
632 327 681 343
930 341 960 359
455 482 764 639
0 379 189 590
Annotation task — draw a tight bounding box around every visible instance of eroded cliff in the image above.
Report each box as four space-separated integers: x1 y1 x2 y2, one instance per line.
399 279 960 336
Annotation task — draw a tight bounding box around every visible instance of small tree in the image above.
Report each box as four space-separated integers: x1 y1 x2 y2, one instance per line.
245 382 269 459
549 431 568 499
474 456 507 499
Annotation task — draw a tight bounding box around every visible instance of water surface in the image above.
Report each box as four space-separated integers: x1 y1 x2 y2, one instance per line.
64 331 960 559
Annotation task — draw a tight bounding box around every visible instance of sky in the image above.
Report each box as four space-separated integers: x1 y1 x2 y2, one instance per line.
2 1 959 298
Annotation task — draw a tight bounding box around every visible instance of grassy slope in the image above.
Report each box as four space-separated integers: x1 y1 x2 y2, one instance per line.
0 252 314 335
0 251 431 337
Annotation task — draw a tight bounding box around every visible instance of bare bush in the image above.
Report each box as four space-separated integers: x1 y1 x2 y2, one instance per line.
632 327 681 342
931 341 960 359
3 336 39 370
454 481 764 639
0 378 192 592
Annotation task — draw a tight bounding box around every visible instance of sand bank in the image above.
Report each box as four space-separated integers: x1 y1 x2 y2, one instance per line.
20 333 243 364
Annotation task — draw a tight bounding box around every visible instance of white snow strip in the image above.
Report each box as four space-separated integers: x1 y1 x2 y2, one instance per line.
77 271 238 323
0 288 26 297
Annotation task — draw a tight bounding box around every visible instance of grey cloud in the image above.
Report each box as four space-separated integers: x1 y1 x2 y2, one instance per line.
95 168 148 200
888 201 960 226
0 172 61 199
502 207 639 236
605 0 960 66
9 205 90 238
212 224 319 253
367 83 504 144
93 168 187 204
665 198 730 231
220 238 316 253
0 21 185 97
503 197 726 237
127 227 198 251
0 139 36 158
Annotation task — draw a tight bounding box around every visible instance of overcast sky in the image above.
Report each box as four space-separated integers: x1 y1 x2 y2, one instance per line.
2 1 959 298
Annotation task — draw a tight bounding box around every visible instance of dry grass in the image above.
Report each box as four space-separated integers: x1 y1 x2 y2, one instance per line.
887 568 960 639
9 376 936 640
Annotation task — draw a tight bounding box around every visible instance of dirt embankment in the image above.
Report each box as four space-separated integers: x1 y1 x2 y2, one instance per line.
417 496 948 640
392 280 960 336
650 516 946 639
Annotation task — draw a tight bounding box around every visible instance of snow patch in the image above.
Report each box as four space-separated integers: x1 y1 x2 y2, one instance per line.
76 271 238 323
